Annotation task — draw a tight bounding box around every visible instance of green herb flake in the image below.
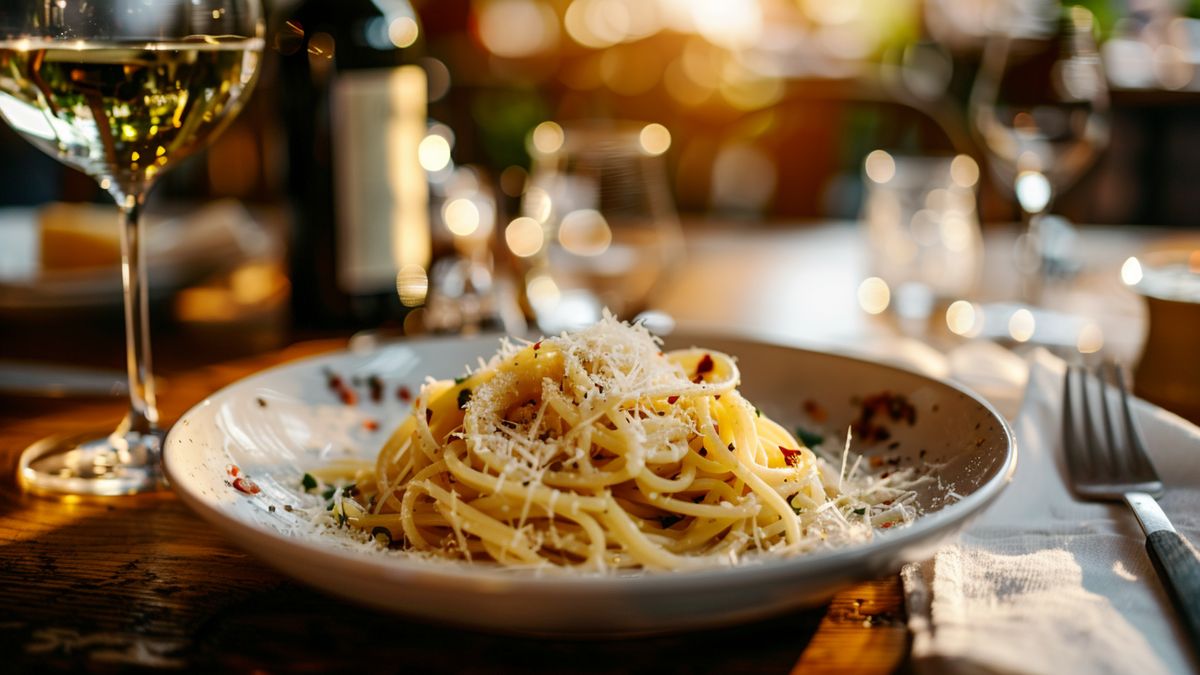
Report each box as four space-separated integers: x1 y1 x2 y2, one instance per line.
853 507 867 516
795 426 824 448
301 473 317 492
454 375 469 385
371 527 392 545
457 388 472 410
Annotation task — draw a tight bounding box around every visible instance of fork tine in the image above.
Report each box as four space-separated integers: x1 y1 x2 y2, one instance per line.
1062 364 1090 481
1109 361 1160 489
1096 362 1128 478
1078 363 1108 481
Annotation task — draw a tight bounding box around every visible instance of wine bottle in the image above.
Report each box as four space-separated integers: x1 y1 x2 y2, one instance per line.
278 0 430 330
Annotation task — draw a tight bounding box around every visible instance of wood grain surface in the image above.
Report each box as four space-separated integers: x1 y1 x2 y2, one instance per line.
0 341 908 673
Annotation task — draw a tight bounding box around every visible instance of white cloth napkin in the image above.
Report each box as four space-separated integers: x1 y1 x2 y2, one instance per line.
902 348 1200 675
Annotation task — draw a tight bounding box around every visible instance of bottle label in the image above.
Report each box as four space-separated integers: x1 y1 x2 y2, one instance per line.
331 65 430 295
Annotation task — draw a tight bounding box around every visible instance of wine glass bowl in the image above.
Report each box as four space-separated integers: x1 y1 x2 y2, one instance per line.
970 5 1108 295
971 5 1109 206
0 0 263 496
518 121 683 333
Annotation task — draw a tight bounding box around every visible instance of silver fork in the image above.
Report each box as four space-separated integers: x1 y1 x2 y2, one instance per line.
1063 362 1200 648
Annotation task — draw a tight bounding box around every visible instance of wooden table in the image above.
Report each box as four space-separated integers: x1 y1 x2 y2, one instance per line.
0 340 908 673
3 220 1182 672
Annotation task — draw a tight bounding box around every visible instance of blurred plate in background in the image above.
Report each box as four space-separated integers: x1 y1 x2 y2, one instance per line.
0 200 268 313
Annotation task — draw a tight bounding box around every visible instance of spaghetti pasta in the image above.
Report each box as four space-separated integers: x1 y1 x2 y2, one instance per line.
319 316 915 571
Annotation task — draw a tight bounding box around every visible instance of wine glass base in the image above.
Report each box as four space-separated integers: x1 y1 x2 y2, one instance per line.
18 429 165 496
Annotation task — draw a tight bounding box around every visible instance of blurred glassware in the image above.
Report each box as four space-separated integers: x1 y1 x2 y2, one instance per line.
516 120 683 333
1103 9 1200 92
423 166 524 335
0 0 263 495
860 151 984 328
969 4 1110 300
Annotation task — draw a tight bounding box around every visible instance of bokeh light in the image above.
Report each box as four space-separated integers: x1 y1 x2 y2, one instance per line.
1015 171 1052 214
558 209 612 256
688 0 763 50
506 216 545 257
524 185 553 222
1077 322 1104 354
950 154 980 188
639 123 671 155
864 150 896 184
526 272 562 310
945 300 977 335
564 0 630 49
858 277 891 314
804 0 863 25
1120 257 1143 286
396 264 429 307
1008 308 1035 343
421 57 452 102
476 0 560 58
531 121 565 155
388 16 420 48
418 134 452 172
443 198 481 236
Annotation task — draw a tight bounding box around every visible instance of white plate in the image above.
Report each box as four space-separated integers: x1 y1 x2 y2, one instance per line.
164 332 1016 636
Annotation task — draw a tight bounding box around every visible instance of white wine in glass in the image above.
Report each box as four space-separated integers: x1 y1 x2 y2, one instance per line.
0 1 263 495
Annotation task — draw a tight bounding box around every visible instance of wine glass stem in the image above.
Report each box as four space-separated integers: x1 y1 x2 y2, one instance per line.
117 191 158 434
1018 208 1045 305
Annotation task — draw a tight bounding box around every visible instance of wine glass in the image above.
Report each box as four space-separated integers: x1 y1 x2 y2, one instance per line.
969 4 1109 301
0 0 263 495
517 120 683 333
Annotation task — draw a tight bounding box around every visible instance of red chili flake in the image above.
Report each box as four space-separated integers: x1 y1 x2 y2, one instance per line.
869 456 885 468
425 408 433 424
363 419 380 431
325 370 343 391
397 385 412 402
667 395 680 404
232 476 260 495
779 446 803 467
337 386 358 406
695 353 715 376
227 464 240 477
803 399 828 423
880 521 895 529
533 340 542 351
